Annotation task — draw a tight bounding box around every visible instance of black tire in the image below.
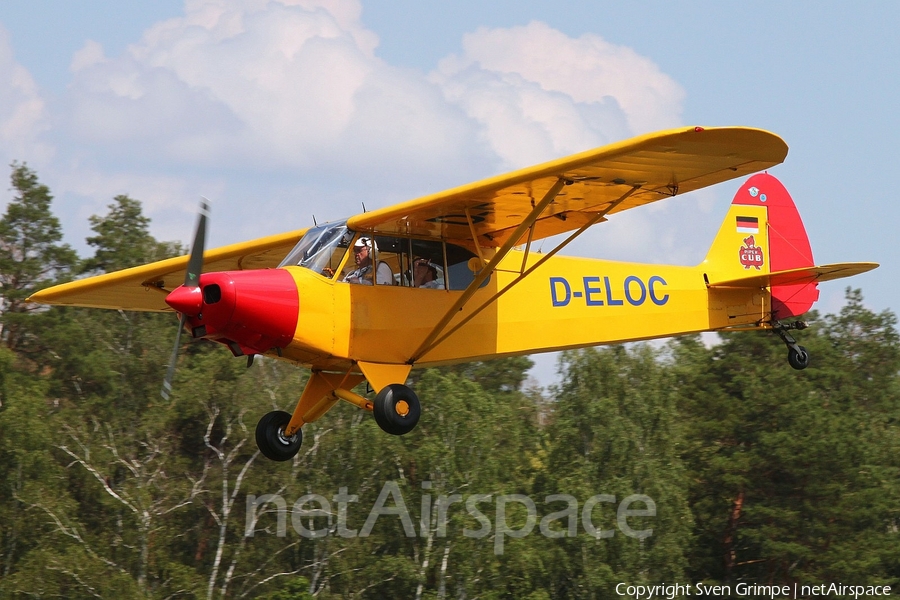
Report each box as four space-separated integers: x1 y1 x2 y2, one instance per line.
787 345 810 370
373 384 421 436
256 410 303 461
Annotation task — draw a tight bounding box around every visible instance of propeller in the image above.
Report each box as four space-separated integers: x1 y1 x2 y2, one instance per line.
161 198 210 400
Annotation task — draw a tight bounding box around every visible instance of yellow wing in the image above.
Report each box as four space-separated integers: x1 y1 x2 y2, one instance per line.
28 228 308 312
29 125 787 312
348 126 788 246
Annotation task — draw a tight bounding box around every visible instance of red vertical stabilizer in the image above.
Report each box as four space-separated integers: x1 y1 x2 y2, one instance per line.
731 173 818 319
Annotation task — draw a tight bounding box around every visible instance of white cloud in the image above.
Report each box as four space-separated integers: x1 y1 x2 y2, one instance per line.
431 21 684 169
0 26 53 171
70 40 107 73
457 22 684 133
64 5 685 179
65 0 483 178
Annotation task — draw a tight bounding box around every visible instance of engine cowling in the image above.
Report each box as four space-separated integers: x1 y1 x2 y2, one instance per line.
165 269 299 356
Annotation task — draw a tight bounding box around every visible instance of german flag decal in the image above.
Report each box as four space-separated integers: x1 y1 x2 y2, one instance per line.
736 216 759 234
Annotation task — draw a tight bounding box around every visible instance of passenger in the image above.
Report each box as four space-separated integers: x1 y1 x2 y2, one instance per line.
413 257 443 289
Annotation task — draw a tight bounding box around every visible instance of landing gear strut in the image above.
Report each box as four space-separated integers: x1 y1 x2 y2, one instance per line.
773 320 810 370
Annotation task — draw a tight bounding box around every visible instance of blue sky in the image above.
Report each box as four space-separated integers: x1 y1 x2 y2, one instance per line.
0 1 895 385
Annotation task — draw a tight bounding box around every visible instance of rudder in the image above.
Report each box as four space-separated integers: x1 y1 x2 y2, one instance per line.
703 173 818 319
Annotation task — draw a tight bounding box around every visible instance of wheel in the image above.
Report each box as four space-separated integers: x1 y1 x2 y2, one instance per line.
255 410 302 461
787 345 810 370
373 384 421 435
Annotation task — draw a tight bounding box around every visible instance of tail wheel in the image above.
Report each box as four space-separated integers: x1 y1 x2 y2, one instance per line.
256 410 303 461
373 384 421 436
787 345 810 370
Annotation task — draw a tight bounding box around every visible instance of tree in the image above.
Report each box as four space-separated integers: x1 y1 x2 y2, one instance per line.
0 349 83 597
83 194 178 274
675 290 900 583
434 356 535 394
536 345 694 597
32 194 181 409
0 163 77 350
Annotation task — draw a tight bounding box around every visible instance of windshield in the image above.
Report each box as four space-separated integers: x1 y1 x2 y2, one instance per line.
278 221 352 277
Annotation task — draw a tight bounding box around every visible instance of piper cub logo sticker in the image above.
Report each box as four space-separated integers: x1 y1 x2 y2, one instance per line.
739 235 764 270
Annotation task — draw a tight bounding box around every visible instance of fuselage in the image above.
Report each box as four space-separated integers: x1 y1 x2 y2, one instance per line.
276 249 767 370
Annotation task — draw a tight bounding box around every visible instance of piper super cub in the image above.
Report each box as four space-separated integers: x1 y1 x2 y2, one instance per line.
29 126 878 461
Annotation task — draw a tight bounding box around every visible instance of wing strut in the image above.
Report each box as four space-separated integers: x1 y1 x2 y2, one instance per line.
464 205 489 267
411 185 642 362
408 178 568 364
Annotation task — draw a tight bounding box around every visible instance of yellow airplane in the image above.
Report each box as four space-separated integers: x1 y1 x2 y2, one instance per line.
28 126 877 461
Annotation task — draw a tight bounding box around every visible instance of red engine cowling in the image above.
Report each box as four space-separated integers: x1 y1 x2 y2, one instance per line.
165 269 299 356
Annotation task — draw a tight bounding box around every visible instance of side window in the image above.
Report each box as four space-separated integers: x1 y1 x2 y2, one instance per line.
373 236 409 286
446 243 489 290
336 235 485 290
410 239 445 290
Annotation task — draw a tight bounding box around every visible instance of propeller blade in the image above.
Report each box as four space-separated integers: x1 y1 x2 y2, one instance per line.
161 198 210 400
161 314 186 400
184 197 210 288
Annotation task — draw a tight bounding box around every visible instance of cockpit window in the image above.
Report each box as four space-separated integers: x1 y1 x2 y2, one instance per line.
280 224 491 289
279 222 351 278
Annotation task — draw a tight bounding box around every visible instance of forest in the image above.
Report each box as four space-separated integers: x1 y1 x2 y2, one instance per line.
0 163 897 599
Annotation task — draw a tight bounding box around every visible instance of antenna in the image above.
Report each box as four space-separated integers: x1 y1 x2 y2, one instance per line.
312 215 317 226
361 202 367 213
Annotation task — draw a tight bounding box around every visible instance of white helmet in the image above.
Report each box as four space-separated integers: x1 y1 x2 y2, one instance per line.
354 236 378 252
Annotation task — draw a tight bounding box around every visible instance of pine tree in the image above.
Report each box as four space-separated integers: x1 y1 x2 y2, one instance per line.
537 345 694 597
0 163 76 350
675 291 900 583
83 194 178 274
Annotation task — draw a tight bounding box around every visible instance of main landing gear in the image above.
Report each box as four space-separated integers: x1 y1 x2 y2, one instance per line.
373 384 421 436
255 410 303 462
774 320 810 370
255 382 421 461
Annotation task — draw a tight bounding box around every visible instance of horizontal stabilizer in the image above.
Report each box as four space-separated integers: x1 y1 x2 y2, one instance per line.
709 262 879 289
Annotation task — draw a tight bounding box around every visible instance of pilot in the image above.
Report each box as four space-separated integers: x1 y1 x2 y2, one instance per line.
344 237 393 285
412 257 443 289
